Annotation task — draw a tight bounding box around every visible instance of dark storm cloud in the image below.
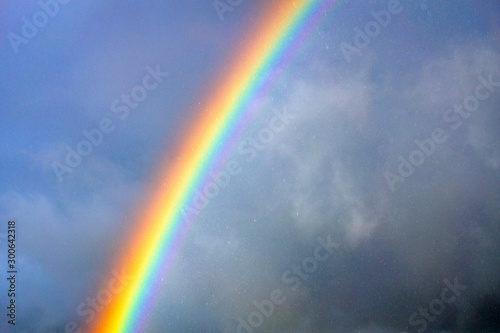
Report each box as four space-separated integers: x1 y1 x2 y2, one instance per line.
143 38 500 332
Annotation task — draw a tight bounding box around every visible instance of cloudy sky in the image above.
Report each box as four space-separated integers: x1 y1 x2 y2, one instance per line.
1 0 499 332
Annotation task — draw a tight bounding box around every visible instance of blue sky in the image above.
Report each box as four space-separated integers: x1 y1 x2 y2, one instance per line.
1 0 500 332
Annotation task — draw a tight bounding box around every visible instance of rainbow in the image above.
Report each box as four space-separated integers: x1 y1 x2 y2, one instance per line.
90 0 339 332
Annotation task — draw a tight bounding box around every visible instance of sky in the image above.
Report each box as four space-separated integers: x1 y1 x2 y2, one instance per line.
0 0 499 332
